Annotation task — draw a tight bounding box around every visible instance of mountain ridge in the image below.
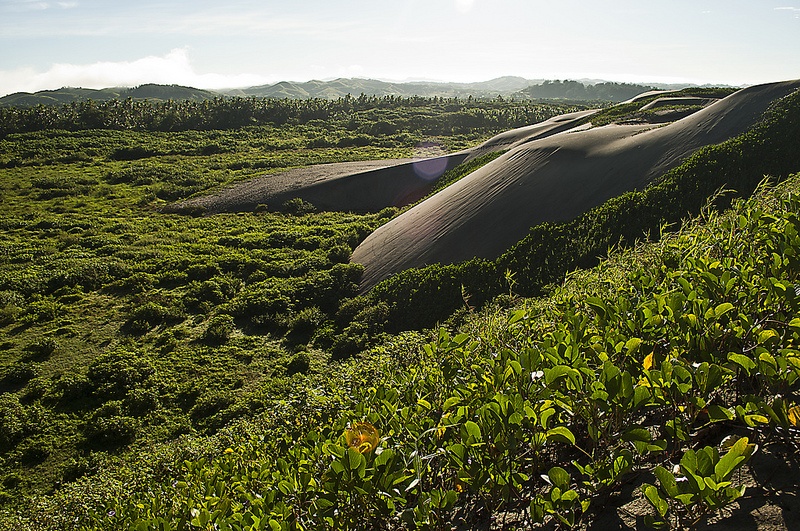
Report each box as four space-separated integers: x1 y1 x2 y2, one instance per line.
1 77 719 106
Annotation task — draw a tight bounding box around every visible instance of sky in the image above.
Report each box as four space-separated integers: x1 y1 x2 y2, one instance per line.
1 0 799 97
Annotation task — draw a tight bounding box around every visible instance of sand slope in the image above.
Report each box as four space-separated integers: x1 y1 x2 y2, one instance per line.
352 80 800 290
166 110 598 215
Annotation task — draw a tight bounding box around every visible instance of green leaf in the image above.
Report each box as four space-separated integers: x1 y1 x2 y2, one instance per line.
643 484 669 517
347 447 365 471
622 428 652 443
586 297 608 319
714 302 734 318
546 426 576 445
374 448 394 468
508 309 526 324
758 329 779 344
654 466 679 498
547 466 571 490
443 396 460 410
727 352 757 373
447 443 466 464
625 337 643 354
464 420 482 442
707 404 734 422
715 437 757 481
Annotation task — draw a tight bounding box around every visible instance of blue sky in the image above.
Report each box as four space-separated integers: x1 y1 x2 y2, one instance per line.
1 0 799 96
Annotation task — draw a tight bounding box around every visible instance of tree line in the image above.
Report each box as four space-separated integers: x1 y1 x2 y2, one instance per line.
0 95 579 139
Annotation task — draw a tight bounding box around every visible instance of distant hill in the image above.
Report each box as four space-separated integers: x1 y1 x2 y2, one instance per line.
1 78 706 106
0 84 219 106
520 80 656 102
227 76 542 99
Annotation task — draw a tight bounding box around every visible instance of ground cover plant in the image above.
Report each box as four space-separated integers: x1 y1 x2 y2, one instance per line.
25 172 800 530
0 95 580 516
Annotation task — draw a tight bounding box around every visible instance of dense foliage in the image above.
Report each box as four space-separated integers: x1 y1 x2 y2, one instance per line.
0 95 578 139
26 173 800 530
2 87 799 529
521 80 657 102
0 96 579 514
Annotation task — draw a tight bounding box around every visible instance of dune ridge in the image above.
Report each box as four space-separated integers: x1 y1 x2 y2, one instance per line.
351 80 800 290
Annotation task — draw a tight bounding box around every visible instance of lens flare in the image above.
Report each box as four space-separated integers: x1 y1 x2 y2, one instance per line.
413 141 449 181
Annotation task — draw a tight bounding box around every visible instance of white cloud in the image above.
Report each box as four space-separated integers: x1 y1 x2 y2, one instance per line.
0 48 272 96
775 6 800 17
2 0 49 11
454 0 476 14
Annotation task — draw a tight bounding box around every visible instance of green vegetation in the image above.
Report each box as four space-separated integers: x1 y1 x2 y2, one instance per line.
2 87 799 529
0 84 219 108
579 87 738 127
521 80 662 102
0 96 579 517
0 94 578 139
16 172 800 530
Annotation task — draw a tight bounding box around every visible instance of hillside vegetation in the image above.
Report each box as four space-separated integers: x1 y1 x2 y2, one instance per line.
2 87 800 529
0 96 578 515
15 166 800 531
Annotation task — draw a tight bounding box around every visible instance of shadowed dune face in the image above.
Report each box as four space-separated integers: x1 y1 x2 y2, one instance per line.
352 80 800 291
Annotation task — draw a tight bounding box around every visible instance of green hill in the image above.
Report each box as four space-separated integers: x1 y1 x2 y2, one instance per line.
0 84 219 107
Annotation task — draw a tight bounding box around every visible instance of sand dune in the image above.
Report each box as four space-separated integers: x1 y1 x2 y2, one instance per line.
167 110 598 215
352 80 800 290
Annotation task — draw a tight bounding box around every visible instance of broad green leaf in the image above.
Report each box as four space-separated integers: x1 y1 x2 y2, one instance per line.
546 426 576 445
443 396 460 410
586 297 608 319
625 337 643 354
707 404 734 422
622 428 652 442
643 484 668 517
508 309 526 324
547 466 570 490
727 352 757 373
716 437 757 481
347 447 365 471
757 329 779 344
464 420 482 442
714 302 734 318
653 466 679 498
374 448 394 468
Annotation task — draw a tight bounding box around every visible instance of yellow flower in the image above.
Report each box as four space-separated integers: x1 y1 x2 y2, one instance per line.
345 421 380 454
789 405 800 427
